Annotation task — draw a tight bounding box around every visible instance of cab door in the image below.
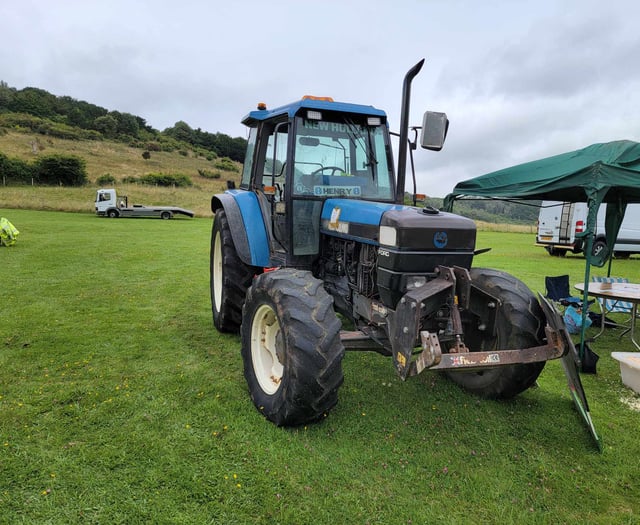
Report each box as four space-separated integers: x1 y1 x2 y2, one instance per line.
261 122 290 254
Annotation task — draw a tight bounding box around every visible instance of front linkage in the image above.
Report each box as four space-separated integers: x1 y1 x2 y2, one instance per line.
344 265 567 379
390 266 567 379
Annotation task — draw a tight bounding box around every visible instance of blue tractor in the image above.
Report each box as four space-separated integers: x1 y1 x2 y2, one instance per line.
210 60 570 426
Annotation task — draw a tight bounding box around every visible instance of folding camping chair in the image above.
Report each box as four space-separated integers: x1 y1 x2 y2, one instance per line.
545 275 595 334
544 275 584 309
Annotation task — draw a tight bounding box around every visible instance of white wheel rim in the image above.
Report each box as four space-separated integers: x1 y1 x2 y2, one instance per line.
213 231 223 311
250 304 284 395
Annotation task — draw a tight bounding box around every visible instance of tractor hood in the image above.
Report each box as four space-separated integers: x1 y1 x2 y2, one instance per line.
320 198 477 252
380 206 477 252
320 199 400 244
321 198 477 307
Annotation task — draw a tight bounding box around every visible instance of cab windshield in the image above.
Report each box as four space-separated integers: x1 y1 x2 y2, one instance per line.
292 114 394 201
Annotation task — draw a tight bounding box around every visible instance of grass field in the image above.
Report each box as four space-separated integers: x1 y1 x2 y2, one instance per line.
1 209 639 524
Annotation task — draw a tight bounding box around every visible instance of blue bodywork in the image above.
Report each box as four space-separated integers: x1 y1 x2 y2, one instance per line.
321 198 404 228
320 198 405 244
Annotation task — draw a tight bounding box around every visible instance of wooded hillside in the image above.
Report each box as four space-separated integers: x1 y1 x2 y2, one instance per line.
0 81 247 162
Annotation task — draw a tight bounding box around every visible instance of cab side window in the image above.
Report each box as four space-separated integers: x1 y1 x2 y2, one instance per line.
240 128 257 189
263 123 288 199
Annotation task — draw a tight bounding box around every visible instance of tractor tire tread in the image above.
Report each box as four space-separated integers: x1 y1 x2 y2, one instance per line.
242 269 344 426
446 267 546 399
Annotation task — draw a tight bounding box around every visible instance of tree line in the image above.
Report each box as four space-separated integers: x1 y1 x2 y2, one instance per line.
0 81 247 162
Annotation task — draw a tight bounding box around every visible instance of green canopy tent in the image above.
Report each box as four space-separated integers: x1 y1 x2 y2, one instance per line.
444 139 640 360
443 140 640 450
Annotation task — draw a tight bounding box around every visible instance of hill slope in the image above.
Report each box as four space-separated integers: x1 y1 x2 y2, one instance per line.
0 131 241 217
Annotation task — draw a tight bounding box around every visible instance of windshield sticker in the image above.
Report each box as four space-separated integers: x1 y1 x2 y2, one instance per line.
303 120 366 133
313 186 361 197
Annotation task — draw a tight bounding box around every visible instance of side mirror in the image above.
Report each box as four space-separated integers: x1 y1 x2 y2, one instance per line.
590 238 610 268
420 111 449 151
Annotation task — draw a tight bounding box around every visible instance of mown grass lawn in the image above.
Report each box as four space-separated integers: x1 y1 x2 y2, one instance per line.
1 209 639 524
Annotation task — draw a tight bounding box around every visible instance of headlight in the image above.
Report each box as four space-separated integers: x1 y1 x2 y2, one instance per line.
379 226 397 247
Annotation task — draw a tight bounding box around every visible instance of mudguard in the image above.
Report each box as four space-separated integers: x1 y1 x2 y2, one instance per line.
211 191 270 267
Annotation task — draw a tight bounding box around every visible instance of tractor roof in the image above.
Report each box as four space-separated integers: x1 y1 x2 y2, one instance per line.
242 97 387 127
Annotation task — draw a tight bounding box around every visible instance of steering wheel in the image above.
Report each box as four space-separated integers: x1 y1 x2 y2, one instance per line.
310 166 347 177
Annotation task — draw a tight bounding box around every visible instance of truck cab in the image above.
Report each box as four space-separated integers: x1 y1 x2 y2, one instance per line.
95 188 123 218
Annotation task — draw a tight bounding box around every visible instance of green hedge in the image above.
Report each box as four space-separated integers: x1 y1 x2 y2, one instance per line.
197 168 221 179
33 154 88 186
0 113 103 141
213 157 238 172
0 152 34 183
139 173 193 187
0 152 87 186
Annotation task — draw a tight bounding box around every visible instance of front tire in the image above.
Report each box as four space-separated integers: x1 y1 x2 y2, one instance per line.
241 269 344 426
445 268 546 398
210 210 256 333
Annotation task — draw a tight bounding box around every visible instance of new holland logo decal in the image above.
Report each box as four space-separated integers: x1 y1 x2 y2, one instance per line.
433 231 448 248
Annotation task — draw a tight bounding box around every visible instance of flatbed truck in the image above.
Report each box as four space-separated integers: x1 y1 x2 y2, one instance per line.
95 188 194 219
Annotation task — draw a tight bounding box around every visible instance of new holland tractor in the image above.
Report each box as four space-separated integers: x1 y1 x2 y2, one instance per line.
209 60 574 427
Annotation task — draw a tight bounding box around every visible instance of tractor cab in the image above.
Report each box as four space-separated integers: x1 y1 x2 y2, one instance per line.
239 97 399 264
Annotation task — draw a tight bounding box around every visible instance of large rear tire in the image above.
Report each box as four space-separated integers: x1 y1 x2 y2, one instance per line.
210 209 256 333
241 269 344 426
445 268 546 398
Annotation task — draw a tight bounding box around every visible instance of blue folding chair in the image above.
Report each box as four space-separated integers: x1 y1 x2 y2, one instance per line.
545 275 584 308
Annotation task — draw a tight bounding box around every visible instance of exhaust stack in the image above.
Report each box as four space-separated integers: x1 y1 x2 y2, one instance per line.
395 59 424 204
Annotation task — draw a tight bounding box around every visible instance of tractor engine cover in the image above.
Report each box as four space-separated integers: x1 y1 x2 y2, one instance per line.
377 207 476 307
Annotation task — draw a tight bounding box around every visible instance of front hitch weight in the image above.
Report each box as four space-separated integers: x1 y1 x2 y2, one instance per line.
387 276 454 379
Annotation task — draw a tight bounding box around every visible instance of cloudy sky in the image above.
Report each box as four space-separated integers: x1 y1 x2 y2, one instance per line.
2 0 639 196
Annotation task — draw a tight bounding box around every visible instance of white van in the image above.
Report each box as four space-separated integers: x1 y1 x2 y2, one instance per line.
536 200 640 257
536 201 586 256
